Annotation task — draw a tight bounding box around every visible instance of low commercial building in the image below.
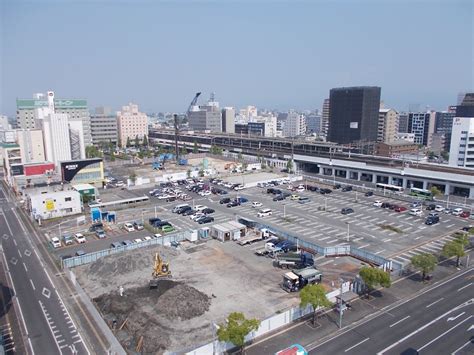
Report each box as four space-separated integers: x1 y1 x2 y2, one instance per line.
26 188 83 221
60 158 104 185
375 141 419 158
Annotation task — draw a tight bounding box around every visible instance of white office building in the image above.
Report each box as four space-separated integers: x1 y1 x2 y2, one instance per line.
42 113 72 165
27 188 82 221
448 117 474 168
283 112 306 137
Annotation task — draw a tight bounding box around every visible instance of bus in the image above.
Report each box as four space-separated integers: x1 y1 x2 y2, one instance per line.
275 344 308 355
375 183 404 193
409 187 434 200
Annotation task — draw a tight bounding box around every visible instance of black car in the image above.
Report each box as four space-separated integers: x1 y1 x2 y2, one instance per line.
152 220 172 228
334 184 342 189
461 225 473 232
166 196 177 202
381 202 391 209
426 204 436 211
320 188 332 194
342 186 353 192
182 209 196 216
202 208 215 214
198 216 214 224
307 185 319 192
177 206 192 214
425 215 440 225
341 207 354 214
220 197 231 204
149 217 161 224
273 194 285 201
89 223 104 232
267 188 276 194
365 191 374 197
227 200 240 208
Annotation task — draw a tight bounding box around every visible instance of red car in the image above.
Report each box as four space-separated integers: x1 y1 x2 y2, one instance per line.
394 206 407 212
460 211 471 218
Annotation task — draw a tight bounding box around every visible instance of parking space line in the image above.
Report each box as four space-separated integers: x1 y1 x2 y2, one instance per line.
358 244 370 249
326 239 339 244
374 249 386 254
318 236 331 241
382 238 392 242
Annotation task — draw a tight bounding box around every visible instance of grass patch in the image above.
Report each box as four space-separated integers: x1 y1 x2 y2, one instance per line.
378 224 403 234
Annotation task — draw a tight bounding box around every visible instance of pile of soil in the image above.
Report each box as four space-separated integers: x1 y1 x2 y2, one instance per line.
94 280 211 354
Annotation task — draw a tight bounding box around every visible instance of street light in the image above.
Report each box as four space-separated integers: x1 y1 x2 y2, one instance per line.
283 204 286 218
346 222 350 242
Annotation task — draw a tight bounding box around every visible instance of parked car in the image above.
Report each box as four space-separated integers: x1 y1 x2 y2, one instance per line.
182 208 196 216
122 240 133 246
365 191 374 197
234 184 245 191
133 238 143 243
220 197 231 204
133 221 144 230
334 184 342 189
320 188 332 194
50 237 61 248
452 208 464 216
177 206 192 214
409 208 423 216
153 220 172 228
461 225 473 232
394 206 407 212
290 194 300 201
194 205 207 212
123 223 135 232
75 250 86 256
202 208 215 214
252 201 263 208
110 242 122 249
435 205 444 212
198 216 214 224
227 200 240 208
149 217 161 225
258 208 272 217
341 208 354 215
75 233 86 244
161 225 175 233
373 200 383 207
341 186 352 192
298 197 311 204
273 194 285 201
95 229 106 239
426 204 436 211
425 215 440 225
460 211 471 218
62 234 74 246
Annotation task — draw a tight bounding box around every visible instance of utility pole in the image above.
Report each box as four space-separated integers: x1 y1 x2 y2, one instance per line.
339 278 344 328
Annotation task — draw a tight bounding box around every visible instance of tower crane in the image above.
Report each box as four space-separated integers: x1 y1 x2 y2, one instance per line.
174 92 201 163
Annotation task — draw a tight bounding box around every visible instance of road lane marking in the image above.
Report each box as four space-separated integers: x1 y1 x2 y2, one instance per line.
389 315 410 328
447 312 465 322
12 239 17 246
344 338 370 352
418 315 473 351
457 282 472 292
29 279 36 290
451 339 473 354
426 297 444 308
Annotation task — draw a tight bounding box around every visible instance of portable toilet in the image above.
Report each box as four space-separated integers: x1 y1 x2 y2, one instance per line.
199 227 210 239
91 207 101 222
202 157 208 169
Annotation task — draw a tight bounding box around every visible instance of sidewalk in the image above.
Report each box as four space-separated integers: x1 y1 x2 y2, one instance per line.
245 250 474 354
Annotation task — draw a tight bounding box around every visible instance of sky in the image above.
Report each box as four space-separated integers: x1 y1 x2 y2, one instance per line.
1 0 473 116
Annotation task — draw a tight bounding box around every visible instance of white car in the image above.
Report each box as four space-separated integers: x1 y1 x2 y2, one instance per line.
258 208 272 217
144 236 152 241
373 200 383 207
133 238 143 243
296 186 305 192
452 208 463 216
252 201 263 208
234 184 245 191
190 213 205 221
199 190 211 196
115 181 125 187
157 194 173 200
75 233 86 244
123 223 135 232
194 205 207 211
154 233 163 239
50 237 61 248
224 182 233 188
434 205 444 212
409 208 423 217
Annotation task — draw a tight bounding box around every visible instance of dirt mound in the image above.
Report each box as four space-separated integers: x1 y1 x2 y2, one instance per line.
94 280 211 354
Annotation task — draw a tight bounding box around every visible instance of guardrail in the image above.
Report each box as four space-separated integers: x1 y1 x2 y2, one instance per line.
237 218 401 273
62 231 189 268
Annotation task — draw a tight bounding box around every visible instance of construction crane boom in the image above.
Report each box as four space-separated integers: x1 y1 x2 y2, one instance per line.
175 92 201 162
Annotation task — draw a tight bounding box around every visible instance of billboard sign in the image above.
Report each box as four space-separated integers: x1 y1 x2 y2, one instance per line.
45 199 55 211
60 158 102 182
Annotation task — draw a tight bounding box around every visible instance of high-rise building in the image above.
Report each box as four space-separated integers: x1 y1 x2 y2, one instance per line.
283 112 306 137
377 109 399 143
448 117 474 168
0 115 10 130
188 95 222 132
116 103 149 147
327 86 381 144
398 112 409 133
306 114 322 134
321 99 330 138
221 107 235 133
16 92 92 146
42 113 72 165
407 112 436 146
435 111 456 151
16 129 45 163
90 108 118 145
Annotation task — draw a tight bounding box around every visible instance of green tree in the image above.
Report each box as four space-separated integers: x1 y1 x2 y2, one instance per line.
217 312 260 354
193 140 199 153
198 168 205 177
134 135 140 147
237 152 243 161
359 266 391 299
442 233 469 267
430 186 441 198
186 169 191 178
299 284 332 326
85 145 101 158
241 161 248 171
109 154 115 162
142 135 148 147
129 172 137 184
440 151 449 161
286 159 294 173
180 146 187 156
411 253 437 281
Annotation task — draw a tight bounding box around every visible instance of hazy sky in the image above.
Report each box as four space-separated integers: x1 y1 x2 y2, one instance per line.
1 0 472 115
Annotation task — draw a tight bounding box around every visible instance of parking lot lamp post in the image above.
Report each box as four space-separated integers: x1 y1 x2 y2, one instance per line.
154 206 157 218
324 197 327 211
283 204 286 218
346 222 350 242
141 210 144 223
355 190 358 203
339 278 344 328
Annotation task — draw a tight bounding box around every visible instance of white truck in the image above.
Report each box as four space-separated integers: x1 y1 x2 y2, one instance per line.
237 228 274 246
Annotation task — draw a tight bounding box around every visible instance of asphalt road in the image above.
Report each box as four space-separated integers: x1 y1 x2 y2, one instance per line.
307 268 474 355
0 188 90 354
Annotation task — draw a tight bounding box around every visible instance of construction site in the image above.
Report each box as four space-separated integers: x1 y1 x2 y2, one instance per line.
73 238 360 354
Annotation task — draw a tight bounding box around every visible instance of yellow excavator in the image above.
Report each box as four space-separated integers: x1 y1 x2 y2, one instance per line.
149 252 171 289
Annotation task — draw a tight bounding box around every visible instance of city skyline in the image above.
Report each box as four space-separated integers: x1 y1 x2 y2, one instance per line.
1 0 472 115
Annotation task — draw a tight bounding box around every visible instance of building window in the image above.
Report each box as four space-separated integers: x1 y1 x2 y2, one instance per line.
65 197 72 202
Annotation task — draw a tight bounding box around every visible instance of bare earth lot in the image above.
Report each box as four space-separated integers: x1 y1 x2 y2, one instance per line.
74 240 301 353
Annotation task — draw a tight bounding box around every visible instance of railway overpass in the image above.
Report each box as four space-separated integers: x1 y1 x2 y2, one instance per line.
149 129 474 199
